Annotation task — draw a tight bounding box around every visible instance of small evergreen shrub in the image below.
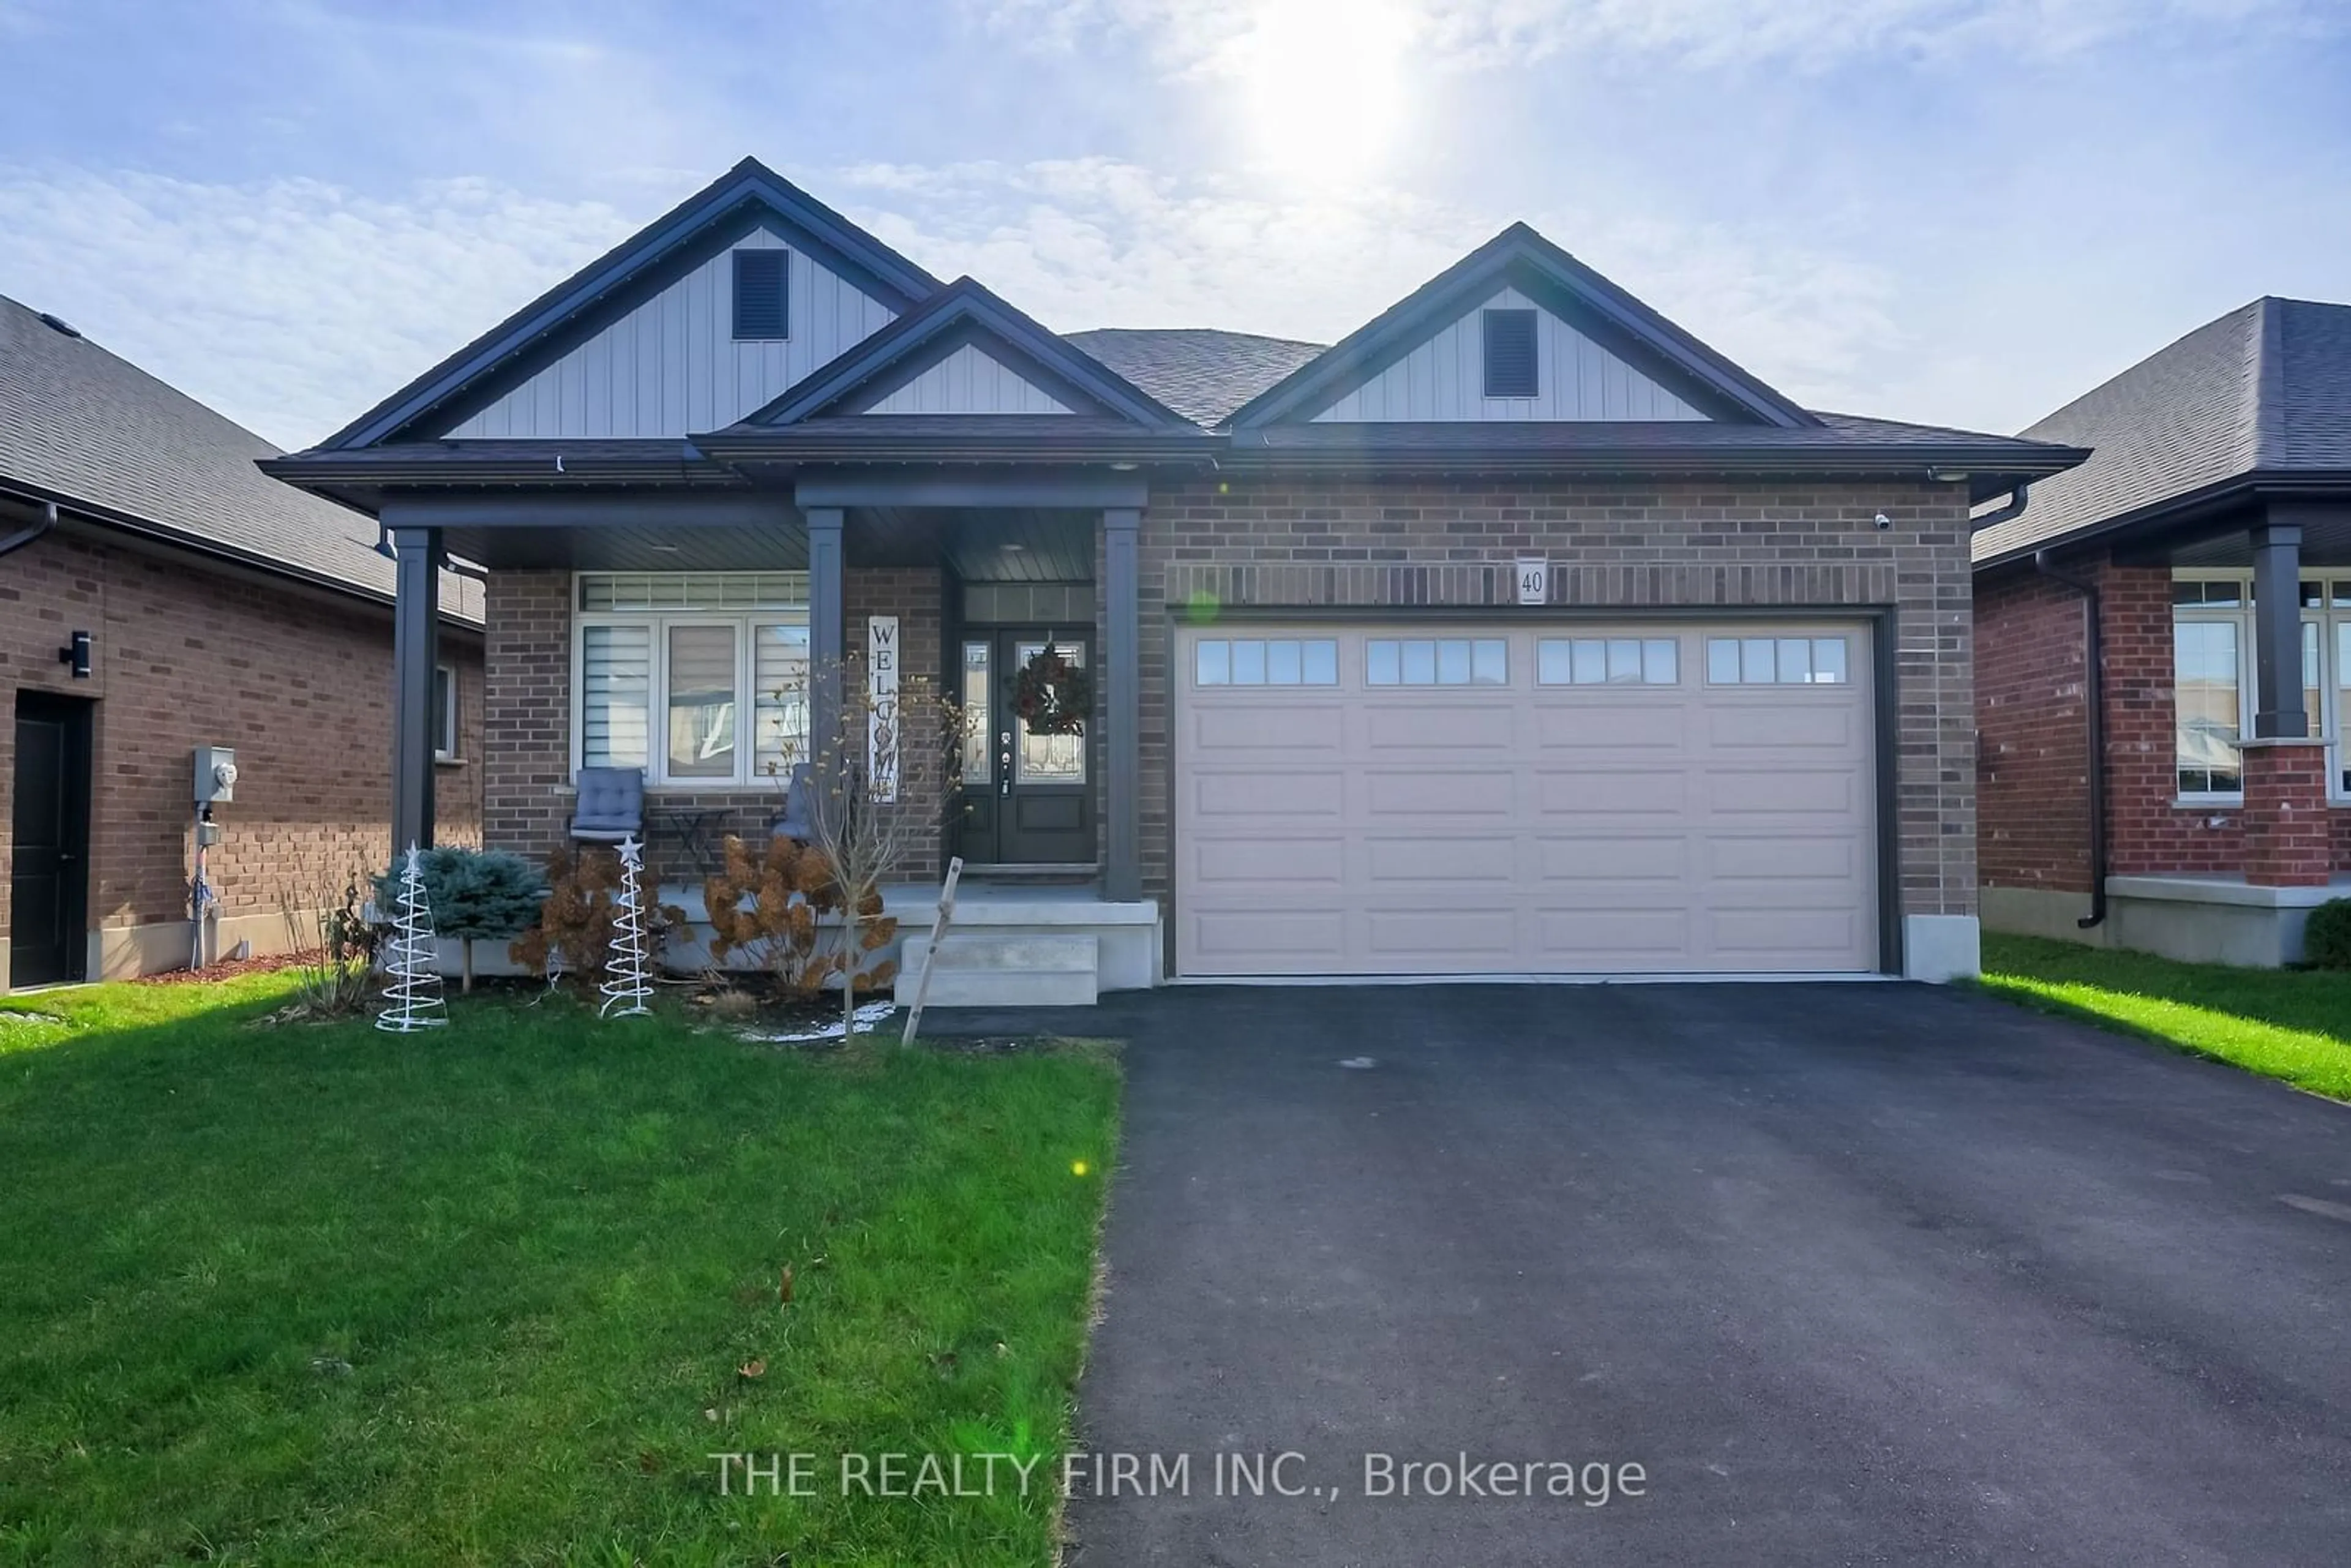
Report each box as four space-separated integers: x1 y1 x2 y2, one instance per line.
377 847 550 991
2302 898 2351 969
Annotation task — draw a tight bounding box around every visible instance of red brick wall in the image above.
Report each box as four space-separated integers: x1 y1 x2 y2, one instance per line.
2242 742 2331 886
1135 475 1979 918
1974 547 2351 888
2095 557 2251 875
1 525 484 982
1976 566 2094 892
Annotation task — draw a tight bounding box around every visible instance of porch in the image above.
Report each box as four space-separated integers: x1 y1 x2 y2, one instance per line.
381 473 1162 999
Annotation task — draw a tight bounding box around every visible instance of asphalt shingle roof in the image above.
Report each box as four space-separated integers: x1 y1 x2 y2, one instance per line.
1973 297 2351 565
1063 328 1326 426
0 294 480 620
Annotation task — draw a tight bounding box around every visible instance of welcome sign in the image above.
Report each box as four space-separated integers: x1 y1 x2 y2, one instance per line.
869 615 900 803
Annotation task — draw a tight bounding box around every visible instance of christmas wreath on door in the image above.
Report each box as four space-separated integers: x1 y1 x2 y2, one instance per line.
1014 641 1092 736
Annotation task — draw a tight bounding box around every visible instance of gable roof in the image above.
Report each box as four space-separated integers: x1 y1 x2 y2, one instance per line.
315 158 942 451
733 277 1195 429
1974 297 2351 566
1064 328 1326 426
1225 222 1819 430
0 295 480 621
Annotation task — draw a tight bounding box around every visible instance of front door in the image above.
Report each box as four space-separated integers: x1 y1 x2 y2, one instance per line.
10 691 93 988
956 629 1095 866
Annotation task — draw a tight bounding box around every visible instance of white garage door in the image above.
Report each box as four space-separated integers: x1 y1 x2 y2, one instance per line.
1173 622 1878 977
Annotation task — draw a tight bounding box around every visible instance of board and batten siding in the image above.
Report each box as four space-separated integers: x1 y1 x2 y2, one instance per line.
1311 287 1708 423
863 343 1073 415
444 228 898 438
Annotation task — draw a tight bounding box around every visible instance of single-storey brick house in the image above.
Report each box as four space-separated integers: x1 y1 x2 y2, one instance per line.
266 157 2083 996
0 296 484 990
1976 296 2351 965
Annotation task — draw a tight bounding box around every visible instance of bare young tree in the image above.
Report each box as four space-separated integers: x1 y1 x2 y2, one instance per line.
801 649 967 1039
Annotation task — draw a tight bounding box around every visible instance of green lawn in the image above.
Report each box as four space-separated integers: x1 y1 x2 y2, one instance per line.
0 975 1120 1567
1977 932 2351 1100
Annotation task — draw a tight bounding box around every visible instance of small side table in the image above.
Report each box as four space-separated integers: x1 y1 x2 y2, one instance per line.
650 806 720 877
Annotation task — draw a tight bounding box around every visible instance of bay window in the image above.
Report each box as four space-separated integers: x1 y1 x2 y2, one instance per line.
2170 572 2348 801
574 572 809 786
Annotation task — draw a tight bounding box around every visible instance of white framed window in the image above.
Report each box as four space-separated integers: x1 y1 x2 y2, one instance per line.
1704 636 1849 685
572 572 809 786
432 663 459 762
2170 572 2347 803
1537 637 1679 686
1365 637 1507 686
1194 638 1340 687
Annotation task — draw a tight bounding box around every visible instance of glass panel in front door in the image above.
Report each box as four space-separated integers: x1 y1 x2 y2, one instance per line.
1014 639 1087 784
961 639 992 785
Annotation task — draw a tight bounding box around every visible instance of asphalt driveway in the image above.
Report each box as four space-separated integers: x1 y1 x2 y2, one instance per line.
948 980 2351 1566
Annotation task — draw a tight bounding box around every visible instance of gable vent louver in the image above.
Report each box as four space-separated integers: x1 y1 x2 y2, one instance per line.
1482 308 1538 399
732 249 790 340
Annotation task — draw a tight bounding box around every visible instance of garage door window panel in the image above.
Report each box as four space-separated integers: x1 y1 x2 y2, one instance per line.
1367 638 1507 686
1194 638 1338 687
1539 637 1678 685
1706 636 1850 685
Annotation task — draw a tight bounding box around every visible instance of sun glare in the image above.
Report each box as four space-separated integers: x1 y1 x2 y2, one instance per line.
1231 0 1417 186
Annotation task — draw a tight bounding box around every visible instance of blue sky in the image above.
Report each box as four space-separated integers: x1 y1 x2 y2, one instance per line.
1 0 2345 448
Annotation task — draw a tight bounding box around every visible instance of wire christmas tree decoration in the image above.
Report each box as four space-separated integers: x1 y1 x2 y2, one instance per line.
375 842 448 1033
599 834 654 1018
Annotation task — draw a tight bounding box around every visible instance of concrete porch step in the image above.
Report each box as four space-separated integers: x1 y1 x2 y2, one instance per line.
894 933 1098 1008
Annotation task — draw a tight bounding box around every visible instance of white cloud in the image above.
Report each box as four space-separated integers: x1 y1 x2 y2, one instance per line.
0 167 643 446
980 0 2334 73
836 157 1906 413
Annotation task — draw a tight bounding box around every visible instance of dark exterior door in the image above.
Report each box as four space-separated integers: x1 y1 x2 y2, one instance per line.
10 692 93 988
956 629 1095 866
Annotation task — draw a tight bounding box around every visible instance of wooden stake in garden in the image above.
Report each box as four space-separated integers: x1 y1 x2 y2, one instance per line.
599 835 654 1018
901 856 962 1046
375 842 448 1033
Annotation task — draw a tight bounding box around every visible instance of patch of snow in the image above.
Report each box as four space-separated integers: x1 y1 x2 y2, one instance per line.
743 1000 898 1043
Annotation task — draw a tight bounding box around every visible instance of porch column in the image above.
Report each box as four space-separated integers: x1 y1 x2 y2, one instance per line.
389 525 440 853
2244 516 2328 886
1103 506 1141 901
2251 520 2306 738
806 506 846 784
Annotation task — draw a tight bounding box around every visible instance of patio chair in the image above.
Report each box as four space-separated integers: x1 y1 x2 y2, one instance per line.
569 765 645 843
769 762 816 842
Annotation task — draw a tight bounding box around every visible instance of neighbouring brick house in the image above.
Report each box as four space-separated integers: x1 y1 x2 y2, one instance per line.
265 157 2082 999
0 296 484 989
1976 296 2351 965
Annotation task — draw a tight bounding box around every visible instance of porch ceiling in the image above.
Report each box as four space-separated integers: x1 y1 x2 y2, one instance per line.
441 519 809 571
2136 507 2351 570
853 506 1096 582
437 505 1093 579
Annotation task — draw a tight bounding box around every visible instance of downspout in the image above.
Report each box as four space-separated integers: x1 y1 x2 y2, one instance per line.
0 493 61 557
2031 545 2109 929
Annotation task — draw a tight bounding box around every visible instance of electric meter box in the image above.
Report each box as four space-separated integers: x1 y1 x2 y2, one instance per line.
195 746 239 805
